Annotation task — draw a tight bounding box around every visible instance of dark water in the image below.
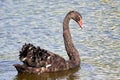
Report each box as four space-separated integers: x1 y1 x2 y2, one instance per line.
0 0 120 80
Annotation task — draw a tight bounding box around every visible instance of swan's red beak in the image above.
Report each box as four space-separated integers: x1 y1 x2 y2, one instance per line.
78 19 82 28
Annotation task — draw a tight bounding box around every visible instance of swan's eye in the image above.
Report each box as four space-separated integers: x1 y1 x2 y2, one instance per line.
76 16 80 22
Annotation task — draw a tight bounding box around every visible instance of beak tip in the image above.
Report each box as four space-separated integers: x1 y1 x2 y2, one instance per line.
78 19 82 28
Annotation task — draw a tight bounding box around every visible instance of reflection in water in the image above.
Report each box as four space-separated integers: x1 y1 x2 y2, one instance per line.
14 67 80 80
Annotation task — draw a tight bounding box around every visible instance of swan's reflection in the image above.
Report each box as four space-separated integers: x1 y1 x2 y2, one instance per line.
14 67 80 80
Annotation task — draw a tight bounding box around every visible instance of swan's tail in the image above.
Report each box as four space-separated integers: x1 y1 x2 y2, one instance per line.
19 43 50 67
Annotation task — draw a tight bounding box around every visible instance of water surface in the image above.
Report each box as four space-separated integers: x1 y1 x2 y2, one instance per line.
0 0 120 80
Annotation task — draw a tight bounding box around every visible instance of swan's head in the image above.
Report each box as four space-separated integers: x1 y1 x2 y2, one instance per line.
68 11 82 28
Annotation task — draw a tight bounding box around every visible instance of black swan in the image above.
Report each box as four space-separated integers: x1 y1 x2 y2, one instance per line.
13 11 82 74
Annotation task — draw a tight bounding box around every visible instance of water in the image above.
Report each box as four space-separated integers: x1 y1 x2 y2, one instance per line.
0 0 120 80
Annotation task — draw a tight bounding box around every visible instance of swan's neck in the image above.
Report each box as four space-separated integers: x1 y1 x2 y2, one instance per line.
63 15 80 65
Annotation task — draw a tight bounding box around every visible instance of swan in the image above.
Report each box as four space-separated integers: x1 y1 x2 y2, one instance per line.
13 11 82 74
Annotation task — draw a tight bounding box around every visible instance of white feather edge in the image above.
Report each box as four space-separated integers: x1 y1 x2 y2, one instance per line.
22 57 27 61
46 64 51 68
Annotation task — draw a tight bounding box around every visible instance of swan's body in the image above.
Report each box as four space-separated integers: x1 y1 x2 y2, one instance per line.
14 11 82 74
